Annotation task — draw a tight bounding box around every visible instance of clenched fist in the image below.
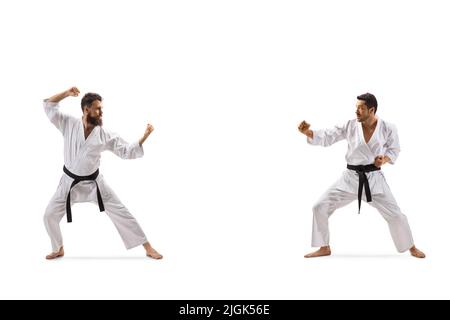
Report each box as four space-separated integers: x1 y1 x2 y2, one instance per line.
66 87 80 97
139 123 154 147
374 155 389 168
144 123 154 136
298 120 313 139
298 120 310 134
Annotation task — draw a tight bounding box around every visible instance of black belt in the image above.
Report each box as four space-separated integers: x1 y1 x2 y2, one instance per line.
346 164 380 214
63 166 105 223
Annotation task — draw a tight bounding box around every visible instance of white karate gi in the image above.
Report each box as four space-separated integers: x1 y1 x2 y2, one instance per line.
43 100 148 252
307 118 414 252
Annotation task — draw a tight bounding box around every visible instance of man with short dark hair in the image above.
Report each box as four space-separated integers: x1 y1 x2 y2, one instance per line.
43 87 162 260
298 93 425 258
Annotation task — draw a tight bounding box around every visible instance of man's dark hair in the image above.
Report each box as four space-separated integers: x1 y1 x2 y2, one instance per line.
357 93 377 114
81 93 102 111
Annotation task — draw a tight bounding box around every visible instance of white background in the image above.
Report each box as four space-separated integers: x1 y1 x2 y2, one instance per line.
0 0 448 299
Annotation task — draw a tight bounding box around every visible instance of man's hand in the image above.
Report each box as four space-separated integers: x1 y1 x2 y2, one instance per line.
144 123 154 136
139 123 154 146
46 86 80 103
65 87 80 97
374 155 391 168
298 120 313 139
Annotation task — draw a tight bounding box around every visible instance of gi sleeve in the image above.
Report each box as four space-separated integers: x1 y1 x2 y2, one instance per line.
384 124 400 164
307 121 348 147
104 131 144 159
43 99 71 134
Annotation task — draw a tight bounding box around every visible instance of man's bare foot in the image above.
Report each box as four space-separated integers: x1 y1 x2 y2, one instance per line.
146 247 163 259
304 246 331 258
409 246 426 259
46 247 64 260
143 242 163 259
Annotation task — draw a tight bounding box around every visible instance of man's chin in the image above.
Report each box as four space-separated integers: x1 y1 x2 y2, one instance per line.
88 118 103 126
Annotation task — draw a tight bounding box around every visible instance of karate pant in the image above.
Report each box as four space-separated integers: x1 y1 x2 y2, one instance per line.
44 176 148 253
311 183 414 252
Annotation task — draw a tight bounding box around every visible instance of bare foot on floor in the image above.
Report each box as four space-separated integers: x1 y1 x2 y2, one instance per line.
143 241 163 259
46 247 64 260
146 247 163 260
409 246 426 259
304 246 331 258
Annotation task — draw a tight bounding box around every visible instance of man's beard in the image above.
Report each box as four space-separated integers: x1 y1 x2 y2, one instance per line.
356 114 366 122
87 114 103 126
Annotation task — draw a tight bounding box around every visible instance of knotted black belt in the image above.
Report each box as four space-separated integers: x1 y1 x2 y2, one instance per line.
346 164 380 214
63 166 105 223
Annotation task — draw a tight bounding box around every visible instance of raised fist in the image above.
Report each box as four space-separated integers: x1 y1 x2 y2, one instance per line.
298 120 311 134
144 123 154 136
66 87 80 97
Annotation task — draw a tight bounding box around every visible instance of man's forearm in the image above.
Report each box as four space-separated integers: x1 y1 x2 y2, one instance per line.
46 90 69 103
304 130 313 139
139 124 154 146
139 134 149 147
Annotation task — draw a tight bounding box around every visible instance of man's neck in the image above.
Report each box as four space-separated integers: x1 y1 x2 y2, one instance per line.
362 116 377 129
82 116 96 136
